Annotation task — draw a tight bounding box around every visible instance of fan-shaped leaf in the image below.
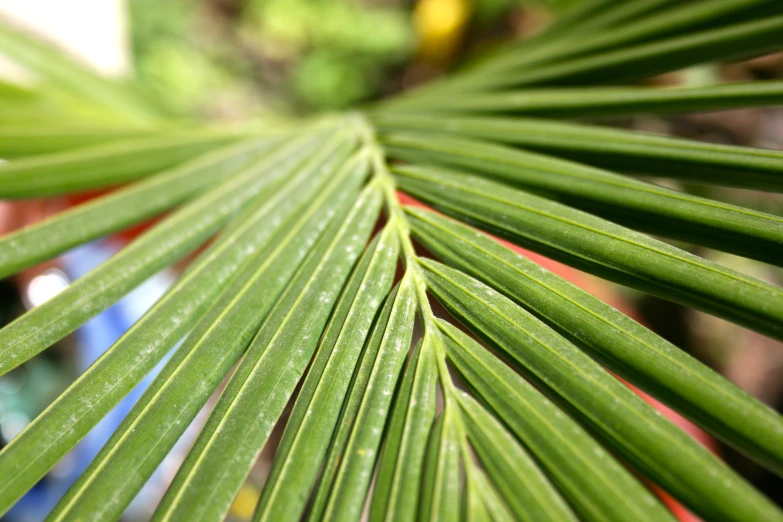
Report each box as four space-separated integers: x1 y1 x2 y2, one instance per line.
0 4 782 521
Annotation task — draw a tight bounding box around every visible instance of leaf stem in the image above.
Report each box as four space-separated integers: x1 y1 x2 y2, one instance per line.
357 115 456 392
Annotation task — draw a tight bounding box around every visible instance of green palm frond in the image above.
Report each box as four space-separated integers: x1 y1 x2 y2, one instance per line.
1 2 783 521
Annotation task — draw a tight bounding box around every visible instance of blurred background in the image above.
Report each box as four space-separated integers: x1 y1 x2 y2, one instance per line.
0 1 781 521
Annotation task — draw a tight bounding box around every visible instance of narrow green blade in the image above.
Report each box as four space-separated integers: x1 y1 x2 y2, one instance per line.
382 0 677 106
0 132 326 376
369 337 437 522
427 265 783 522
385 134 783 266
44 135 362 522
507 0 674 53
418 406 461 522
463 459 493 522
302 283 396 520
395 165 783 341
381 81 783 118
504 13 783 88
456 390 577 522
439 321 674 522
374 114 783 191
472 468 515 522
0 135 285 278
432 13 783 92
0 132 348 515
153 184 383 522
466 0 679 68
0 125 157 158
253 225 398 522
308 275 418 522
407 208 783 474
451 0 782 87
0 132 241 198
0 21 160 122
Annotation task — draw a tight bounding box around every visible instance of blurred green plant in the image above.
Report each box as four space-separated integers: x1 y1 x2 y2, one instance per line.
129 0 414 114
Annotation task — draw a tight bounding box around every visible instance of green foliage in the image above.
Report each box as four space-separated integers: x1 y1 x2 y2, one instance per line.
1 2 783 521
129 0 414 113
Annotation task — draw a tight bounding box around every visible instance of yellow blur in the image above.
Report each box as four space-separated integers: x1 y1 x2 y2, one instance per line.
414 0 471 64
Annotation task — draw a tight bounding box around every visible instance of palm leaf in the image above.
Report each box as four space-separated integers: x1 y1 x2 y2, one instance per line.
1 3 783 521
